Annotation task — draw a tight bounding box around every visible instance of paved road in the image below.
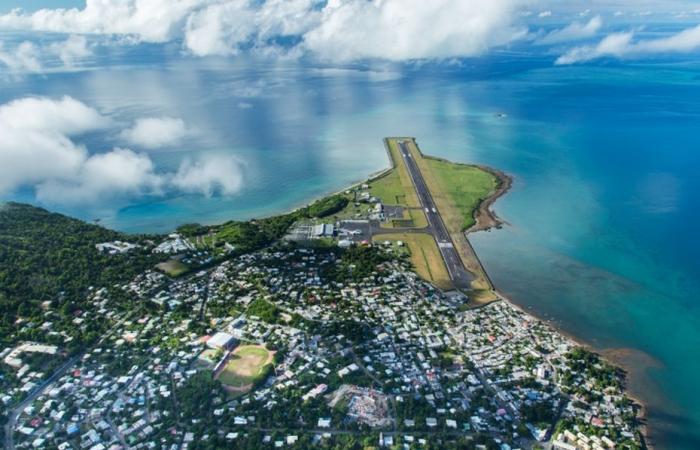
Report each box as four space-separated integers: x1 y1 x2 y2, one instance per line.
397 140 473 290
4 312 134 450
3 355 81 450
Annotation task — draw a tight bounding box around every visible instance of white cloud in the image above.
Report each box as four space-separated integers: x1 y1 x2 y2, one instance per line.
183 0 322 57
0 95 108 134
538 11 552 18
0 35 92 73
537 16 602 45
556 25 700 64
0 0 203 43
0 0 526 62
0 96 244 204
184 1 257 56
0 121 87 194
0 41 42 72
0 96 105 194
120 117 189 149
302 0 526 62
173 154 244 197
49 35 91 66
35 148 163 204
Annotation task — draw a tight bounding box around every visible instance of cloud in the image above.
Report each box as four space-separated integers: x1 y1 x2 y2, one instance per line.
0 41 42 72
183 1 258 56
120 117 189 149
302 0 526 62
0 35 93 73
173 154 245 197
0 95 108 134
0 0 202 43
538 11 552 18
49 35 91 66
556 25 700 64
182 0 321 57
0 96 245 204
0 0 527 62
537 16 602 45
0 96 106 194
35 148 163 204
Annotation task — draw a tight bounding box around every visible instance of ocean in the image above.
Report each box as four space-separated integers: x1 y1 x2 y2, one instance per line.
1 35 699 449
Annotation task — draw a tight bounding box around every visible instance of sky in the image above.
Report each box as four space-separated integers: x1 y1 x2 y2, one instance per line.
0 0 699 207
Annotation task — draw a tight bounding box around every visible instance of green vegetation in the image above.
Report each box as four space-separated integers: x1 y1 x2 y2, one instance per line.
0 202 162 348
366 140 428 229
306 194 349 218
520 400 557 427
422 157 497 231
246 298 280 323
318 320 372 344
192 195 350 255
175 371 224 419
322 246 389 283
368 170 405 205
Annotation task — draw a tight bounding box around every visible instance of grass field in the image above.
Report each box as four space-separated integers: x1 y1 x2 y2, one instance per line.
373 233 452 290
217 345 274 391
156 259 189 277
367 140 428 229
368 140 420 208
425 158 497 231
402 142 498 233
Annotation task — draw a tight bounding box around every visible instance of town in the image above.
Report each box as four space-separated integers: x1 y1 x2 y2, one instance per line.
1 240 645 450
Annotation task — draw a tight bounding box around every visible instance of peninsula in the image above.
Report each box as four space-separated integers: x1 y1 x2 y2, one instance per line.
0 139 645 450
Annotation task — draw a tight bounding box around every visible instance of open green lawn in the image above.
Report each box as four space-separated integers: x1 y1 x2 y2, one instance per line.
422 157 497 231
217 345 273 389
369 170 405 205
368 139 420 208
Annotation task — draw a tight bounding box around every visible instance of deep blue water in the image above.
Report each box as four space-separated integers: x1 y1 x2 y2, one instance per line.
1 36 699 449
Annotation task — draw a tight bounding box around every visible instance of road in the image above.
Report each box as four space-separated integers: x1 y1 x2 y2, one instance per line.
3 355 81 450
397 140 473 290
4 312 135 450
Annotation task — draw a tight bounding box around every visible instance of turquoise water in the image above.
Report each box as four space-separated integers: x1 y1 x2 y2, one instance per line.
1 40 699 449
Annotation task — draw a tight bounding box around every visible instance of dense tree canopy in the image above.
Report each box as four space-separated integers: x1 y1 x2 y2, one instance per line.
0 202 162 345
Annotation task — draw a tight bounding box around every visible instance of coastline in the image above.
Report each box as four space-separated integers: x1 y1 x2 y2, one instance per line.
491 288 654 449
166 147 651 448
459 168 653 449
466 166 513 234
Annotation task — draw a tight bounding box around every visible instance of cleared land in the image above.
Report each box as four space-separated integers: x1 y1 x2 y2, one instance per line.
156 259 189 277
367 141 428 229
373 233 452 291
399 140 500 301
424 158 498 231
217 345 274 392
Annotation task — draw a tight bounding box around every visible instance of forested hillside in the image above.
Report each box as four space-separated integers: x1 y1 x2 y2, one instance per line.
0 202 161 343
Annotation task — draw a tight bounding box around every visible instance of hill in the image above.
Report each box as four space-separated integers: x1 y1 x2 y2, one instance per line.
0 202 161 345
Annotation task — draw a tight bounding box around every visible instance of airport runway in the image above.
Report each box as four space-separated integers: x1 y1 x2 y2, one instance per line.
397 140 473 290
